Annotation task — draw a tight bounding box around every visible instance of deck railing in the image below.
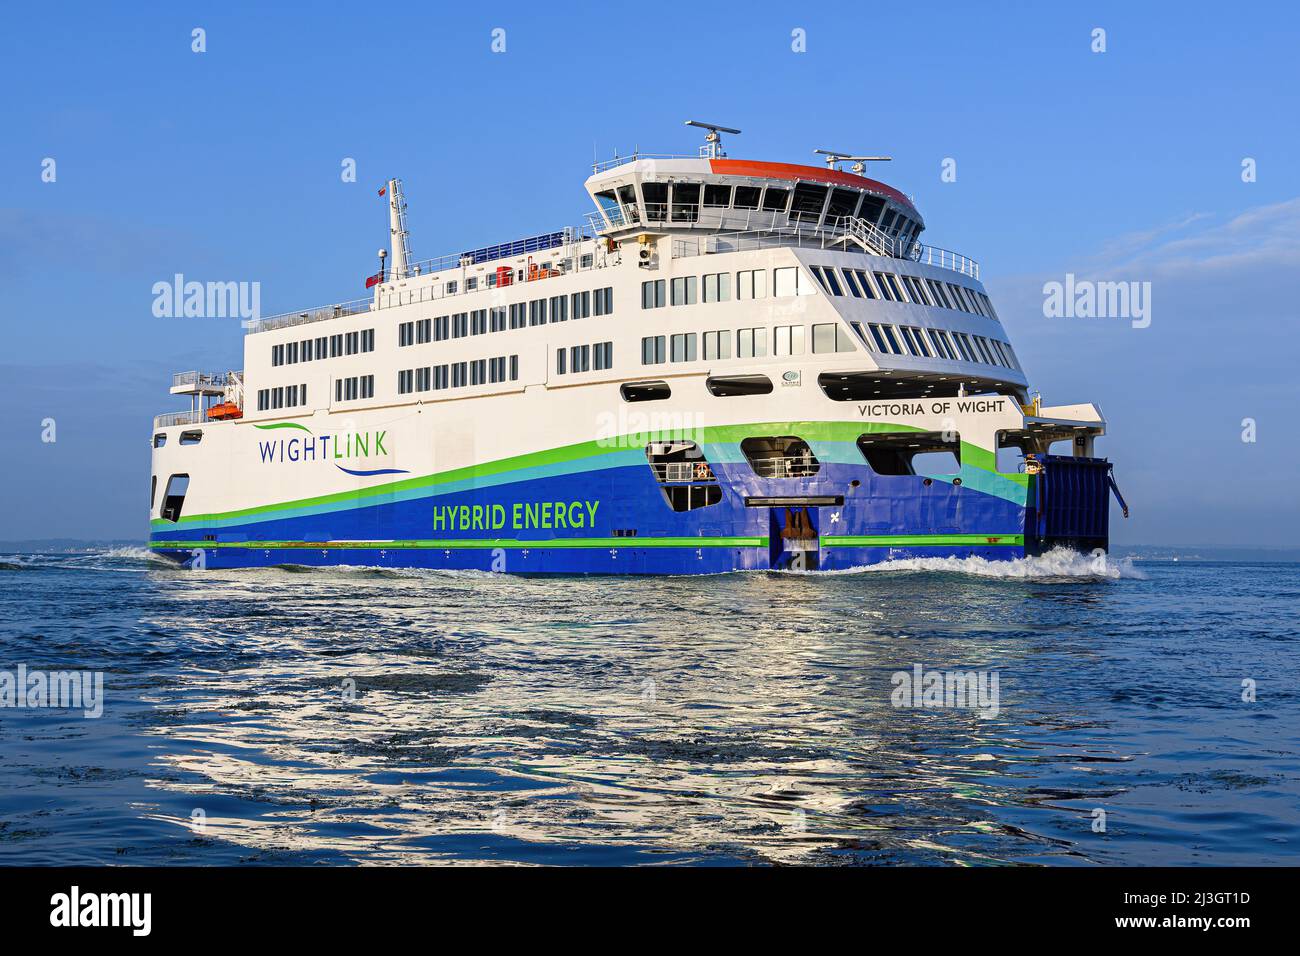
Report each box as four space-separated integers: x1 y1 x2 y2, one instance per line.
748 456 821 479
171 370 229 390
649 461 717 483
153 409 206 429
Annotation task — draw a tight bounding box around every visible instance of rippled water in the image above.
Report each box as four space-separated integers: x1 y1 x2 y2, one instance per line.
0 548 1296 865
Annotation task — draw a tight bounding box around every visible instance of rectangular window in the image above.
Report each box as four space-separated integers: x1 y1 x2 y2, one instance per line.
570 344 591 373
286 341 298 364
453 312 469 337
527 300 546 326
434 364 449 390
640 280 665 310
272 387 283 409
414 366 429 391
452 362 467 388
361 329 374 352
257 389 268 411
671 276 698 306
300 339 313 362
445 280 458 295
508 304 525 330
345 331 359 355
874 273 905 302
399 322 414 347
733 185 761 209
556 348 567 375
509 355 519 380
434 315 449 340
398 369 413 394
703 330 732 360
471 359 486 385
593 341 613 370
774 325 805 356
490 306 507 332
471 309 487 335
641 335 666 365
737 270 767 300
593 287 613 315
703 272 731 303
330 334 343 358
903 276 931 305
737 327 768 358
315 336 327 359
271 344 283 367
549 295 568 323
360 375 374 399
572 290 592 319
670 333 697 363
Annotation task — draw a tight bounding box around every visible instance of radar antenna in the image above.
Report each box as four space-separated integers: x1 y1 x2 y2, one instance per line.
685 120 741 159
814 149 892 175
386 178 414 280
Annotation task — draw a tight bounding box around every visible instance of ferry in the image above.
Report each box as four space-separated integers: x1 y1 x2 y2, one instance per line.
149 122 1128 573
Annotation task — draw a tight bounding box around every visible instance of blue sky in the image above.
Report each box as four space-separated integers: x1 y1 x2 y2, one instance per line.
1 1 1297 544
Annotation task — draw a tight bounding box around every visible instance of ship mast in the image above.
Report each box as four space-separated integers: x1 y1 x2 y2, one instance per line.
386 177 413 280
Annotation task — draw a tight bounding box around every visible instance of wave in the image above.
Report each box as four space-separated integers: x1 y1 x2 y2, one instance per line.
836 547 1146 580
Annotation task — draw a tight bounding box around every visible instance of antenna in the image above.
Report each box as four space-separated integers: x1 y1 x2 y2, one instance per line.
814 149 892 175
685 120 741 159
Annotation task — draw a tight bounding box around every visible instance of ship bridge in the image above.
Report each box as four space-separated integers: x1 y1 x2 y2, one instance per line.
584 154 927 262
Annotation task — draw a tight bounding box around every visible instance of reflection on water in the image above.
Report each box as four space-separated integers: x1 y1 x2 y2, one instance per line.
0 549 1297 865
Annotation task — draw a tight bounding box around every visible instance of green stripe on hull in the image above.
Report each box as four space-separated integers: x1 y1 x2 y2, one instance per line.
150 536 770 550
821 533 1024 547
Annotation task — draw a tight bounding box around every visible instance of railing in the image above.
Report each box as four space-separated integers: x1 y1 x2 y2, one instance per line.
171 370 229 390
670 218 981 280
591 147 715 175
749 456 820 479
246 225 599 336
153 409 206 429
649 461 717 483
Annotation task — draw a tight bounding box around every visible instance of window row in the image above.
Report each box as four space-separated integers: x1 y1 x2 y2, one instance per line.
335 375 375 402
398 355 520 394
398 288 613 347
852 320 1018 369
809 264 998 319
272 329 373 366
641 267 814 310
256 384 308 411
641 322 857 366
555 341 614 375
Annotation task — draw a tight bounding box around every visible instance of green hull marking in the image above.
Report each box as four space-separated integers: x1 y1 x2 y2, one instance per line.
821 533 1024 547
253 422 313 432
150 536 769 550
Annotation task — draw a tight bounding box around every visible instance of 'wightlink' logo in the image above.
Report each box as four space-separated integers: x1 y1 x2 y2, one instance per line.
0 664 104 718
254 422 409 478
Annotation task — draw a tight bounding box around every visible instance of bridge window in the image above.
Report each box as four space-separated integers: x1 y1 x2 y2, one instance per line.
621 380 670 402
733 185 761 209
858 432 961 476
858 195 885 223
741 437 820 478
160 474 190 522
703 184 732 208
790 182 829 222
670 182 700 222
874 272 905 302
153 433 166 448
616 184 639 219
642 182 668 220
761 187 790 213
927 329 956 360
902 275 931 304
827 187 859 220
707 374 773 397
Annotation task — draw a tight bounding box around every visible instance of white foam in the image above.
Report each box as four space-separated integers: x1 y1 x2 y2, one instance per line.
837 547 1146 580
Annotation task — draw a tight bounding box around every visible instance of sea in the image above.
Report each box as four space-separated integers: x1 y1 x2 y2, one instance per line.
0 547 1296 866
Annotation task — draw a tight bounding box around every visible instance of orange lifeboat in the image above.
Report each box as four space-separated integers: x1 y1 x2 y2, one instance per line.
208 402 243 421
